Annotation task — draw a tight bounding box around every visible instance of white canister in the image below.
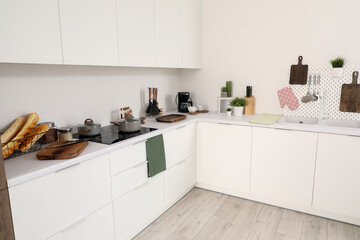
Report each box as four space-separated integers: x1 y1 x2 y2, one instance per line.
233 106 244 116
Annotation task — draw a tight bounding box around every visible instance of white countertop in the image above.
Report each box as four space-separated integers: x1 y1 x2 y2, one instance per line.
5 111 360 188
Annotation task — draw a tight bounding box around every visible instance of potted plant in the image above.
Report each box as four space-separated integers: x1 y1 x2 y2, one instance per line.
226 107 232 116
230 97 247 116
330 57 344 79
221 86 227 97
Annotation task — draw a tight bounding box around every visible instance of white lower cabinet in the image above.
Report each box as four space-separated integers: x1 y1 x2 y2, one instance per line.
164 154 197 207
49 203 115 240
113 173 164 240
251 128 317 207
198 122 252 193
9 154 112 240
313 133 360 219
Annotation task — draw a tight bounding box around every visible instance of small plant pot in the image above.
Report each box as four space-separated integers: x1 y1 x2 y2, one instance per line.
226 111 232 116
331 68 344 79
233 106 244 116
221 92 228 98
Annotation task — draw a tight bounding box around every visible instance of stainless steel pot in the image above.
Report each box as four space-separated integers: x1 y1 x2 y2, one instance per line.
116 119 141 132
77 119 101 136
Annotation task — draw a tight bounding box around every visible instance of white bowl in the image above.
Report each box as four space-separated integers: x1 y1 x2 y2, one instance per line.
196 105 207 111
188 106 198 113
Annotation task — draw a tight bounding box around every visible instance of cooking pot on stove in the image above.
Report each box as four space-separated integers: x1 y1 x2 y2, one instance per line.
77 119 101 136
115 119 141 132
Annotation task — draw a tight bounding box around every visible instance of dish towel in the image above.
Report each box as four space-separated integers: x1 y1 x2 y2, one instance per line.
250 113 283 125
277 87 299 110
146 134 166 177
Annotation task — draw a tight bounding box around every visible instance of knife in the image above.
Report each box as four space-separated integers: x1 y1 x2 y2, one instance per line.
46 140 88 149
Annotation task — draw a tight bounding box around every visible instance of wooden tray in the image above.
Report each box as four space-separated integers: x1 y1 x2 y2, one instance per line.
340 71 360 112
36 141 88 160
156 114 187 123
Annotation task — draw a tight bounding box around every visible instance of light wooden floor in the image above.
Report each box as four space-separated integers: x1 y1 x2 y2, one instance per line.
134 188 360 240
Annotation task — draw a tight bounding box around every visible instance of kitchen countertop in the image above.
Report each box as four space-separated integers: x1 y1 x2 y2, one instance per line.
5 111 360 188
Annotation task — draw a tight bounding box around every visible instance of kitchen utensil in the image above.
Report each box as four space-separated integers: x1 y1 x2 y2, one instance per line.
340 71 360 112
289 56 308 85
36 140 88 160
146 87 152 114
246 86 252 98
156 114 187 123
151 88 160 115
112 119 141 132
317 75 321 95
45 139 89 149
77 119 101 136
58 127 73 141
312 75 318 101
301 76 313 103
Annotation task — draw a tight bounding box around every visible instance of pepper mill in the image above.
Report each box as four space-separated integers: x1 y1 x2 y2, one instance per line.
244 86 255 115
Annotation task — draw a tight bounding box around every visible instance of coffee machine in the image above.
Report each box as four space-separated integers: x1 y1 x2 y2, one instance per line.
176 92 193 113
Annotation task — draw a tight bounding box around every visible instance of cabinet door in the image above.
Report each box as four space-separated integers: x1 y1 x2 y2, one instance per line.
251 128 317 207
59 0 118 66
198 122 252 193
113 173 164 240
164 154 196 207
0 0 62 64
313 133 360 218
182 0 202 68
49 203 114 240
155 0 182 67
117 0 156 67
9 154 112 240
163 122 197 169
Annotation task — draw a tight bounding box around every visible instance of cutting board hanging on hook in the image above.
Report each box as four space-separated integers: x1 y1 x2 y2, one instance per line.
339 71 360 112
289 56 308 85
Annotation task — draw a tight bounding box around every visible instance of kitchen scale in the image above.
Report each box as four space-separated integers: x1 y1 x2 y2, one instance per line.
73 125 157 145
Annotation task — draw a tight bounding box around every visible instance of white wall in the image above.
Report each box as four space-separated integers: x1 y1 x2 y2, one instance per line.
0 63 180 131
180 0 360 113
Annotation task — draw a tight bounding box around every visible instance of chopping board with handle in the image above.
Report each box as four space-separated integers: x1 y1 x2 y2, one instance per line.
36 140 88 160
289 56 308 85
340 71 360 112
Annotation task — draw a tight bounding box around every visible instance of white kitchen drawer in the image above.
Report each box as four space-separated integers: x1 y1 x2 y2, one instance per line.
113 173 164 240
163 122 196 169
9 154 112 240
164 154 196 208
111 160 148 200
110 141 146 176
49 203 115 240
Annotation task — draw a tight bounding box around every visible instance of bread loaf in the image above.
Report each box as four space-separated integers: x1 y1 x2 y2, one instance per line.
1 117 26 146
2 112 39 159
20 124 49 152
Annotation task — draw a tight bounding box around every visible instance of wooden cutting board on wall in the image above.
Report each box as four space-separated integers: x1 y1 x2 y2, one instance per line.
340 71 360 113
289 56 308 85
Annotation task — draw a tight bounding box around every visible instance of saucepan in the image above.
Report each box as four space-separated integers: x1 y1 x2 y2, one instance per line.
112 119 141 132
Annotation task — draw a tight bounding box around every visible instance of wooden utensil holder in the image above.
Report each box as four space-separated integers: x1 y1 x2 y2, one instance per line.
244 96 255 115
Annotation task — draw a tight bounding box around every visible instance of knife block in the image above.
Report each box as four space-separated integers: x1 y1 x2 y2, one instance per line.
244 96 255 115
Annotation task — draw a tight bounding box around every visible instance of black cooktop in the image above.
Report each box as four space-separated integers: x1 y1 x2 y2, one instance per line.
73 125 157 145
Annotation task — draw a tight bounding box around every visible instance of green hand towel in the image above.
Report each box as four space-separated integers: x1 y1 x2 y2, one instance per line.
250 113 283 125
146 134 166 177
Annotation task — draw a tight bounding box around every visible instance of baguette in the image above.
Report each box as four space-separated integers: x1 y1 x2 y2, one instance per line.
2 112 39 159
1 117 26 146
20 124 49 152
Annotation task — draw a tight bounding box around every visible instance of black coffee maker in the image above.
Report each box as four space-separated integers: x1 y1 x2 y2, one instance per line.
176 92 193 113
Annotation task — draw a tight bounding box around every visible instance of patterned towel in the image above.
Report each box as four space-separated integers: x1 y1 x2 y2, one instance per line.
277 87 299 111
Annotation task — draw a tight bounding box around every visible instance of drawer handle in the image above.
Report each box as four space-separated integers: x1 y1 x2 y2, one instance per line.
135 180 149 190
177 159 186 166
133 140 146 146
217 123 232 126
56 163 80 174
61 218 86 233
134 161 147 168
177 125 186 130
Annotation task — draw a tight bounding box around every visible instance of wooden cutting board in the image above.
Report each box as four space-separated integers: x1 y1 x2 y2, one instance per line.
289 56 308 85
156 114 187 123
36 141 88 160
340 71 360 112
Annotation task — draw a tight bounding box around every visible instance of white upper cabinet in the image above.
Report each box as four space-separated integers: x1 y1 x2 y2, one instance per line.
251 128 317 207
313 133 360 219
0 0 63 64
182 0 202 68
155 0 182 67
117 0 156 67
59 0 119 66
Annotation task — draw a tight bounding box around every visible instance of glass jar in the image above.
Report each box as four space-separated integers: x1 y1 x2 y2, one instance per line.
58 127 73 141
37 122 58 144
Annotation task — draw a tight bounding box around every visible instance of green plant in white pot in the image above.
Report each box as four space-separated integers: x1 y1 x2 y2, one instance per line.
226 107 232 116
330 57 344 79
221 86 227 97
230 97 247 116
